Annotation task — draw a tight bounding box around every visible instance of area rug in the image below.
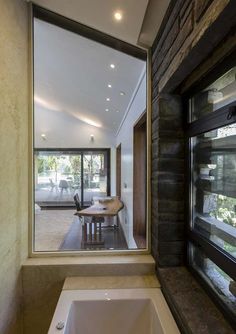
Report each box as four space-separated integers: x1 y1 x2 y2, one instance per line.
34 209 76 251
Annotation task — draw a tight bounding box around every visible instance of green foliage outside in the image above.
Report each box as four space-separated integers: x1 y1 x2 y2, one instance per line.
210 195 236 256
69 155 81 184
210 194 236 228
37 154 82 184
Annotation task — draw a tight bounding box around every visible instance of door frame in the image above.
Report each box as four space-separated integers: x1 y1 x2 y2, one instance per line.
116 144 121 198
133 111 147 248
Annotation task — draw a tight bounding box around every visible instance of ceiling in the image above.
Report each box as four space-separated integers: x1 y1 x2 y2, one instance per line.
28 0 170 47
31 0 170 135
29 0 148 45
34 19 146 133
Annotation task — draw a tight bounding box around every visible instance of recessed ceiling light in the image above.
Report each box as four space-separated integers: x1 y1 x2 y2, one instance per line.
110 64 115 69
108 84 112 88
120 91 125 96
106 98 110 101
114 11 122 21
105 108 109 112
116 110 119 113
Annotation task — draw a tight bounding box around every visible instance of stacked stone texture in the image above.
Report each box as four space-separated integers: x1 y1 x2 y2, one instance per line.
150 0 226 267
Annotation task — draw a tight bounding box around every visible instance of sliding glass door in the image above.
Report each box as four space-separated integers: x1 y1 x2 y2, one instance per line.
83 153 108 205
34 149 110 207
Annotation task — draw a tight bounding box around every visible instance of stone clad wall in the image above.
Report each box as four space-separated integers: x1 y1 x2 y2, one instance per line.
152 0 234 94
151 93 185 266
151 0 236 266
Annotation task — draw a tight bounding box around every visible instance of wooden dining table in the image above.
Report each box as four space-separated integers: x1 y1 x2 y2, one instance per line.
78 197 124 246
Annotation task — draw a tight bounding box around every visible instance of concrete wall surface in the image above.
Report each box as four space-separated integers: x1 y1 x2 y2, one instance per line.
0 0 29 333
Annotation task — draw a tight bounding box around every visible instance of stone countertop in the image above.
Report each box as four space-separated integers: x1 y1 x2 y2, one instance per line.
23 255 155 266
63 275 160 290
158 267 235 334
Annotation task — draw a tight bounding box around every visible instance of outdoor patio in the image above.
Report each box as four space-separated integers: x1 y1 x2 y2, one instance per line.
35 186 106 205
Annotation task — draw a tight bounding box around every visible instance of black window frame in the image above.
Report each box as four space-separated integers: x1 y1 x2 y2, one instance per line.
32 5 147 61
34 148 111 208
184 49 236 328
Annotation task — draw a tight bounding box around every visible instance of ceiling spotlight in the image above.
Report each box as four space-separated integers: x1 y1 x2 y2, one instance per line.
106 98 110 101
114 11 122 21
120 91 125 96
41 133 46 140
110 64 115 69
90 134 94 142
105 108 109 112
116 110 120 113
108 84 112 88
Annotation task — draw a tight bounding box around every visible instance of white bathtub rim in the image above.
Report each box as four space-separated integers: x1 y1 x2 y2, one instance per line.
48 288 180 334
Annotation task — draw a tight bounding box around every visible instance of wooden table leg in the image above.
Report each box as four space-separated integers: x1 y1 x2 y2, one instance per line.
89 223 92 242
99 222 102 243
83 221 87 243
94 222 97 241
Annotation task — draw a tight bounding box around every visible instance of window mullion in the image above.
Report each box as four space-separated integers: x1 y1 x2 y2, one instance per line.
187 103 236 138
188 230 236 281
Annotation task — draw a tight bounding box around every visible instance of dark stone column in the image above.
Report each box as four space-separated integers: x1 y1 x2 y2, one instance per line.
151 94 185 267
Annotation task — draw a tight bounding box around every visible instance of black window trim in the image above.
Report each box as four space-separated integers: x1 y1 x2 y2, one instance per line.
187 244 236 330
185 55 236 328
34 148 111 207
186 96 236 280
186 97 236 277
33 4 147 61
188 230 236 281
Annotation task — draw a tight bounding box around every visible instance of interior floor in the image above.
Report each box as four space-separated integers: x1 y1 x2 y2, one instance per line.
35 209 128 251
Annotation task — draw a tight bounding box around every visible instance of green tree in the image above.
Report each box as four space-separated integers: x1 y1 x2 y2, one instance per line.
69 155 81 184
47 156 59 182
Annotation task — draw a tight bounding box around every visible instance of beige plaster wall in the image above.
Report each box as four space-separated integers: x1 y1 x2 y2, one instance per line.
0 0 29 333
22 256 155 334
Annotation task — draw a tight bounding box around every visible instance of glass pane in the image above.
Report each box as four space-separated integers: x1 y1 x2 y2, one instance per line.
189 67 236 122
191 124 236 258
189 243 236 319
34 152 81 206
34 152 82 252
33 16 147 252
83 153 107 205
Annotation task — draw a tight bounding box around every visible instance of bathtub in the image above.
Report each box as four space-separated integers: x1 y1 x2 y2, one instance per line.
48 288 180 334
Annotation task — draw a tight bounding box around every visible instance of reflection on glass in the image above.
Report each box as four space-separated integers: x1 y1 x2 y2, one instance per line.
35 152 81 205
190 243 236 318
34 150 110 252
190 67 236 121
33 16 147 252
191 124 236 258
83 153 107 205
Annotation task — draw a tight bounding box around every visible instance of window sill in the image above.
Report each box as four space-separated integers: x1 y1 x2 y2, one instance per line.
157 266 235 334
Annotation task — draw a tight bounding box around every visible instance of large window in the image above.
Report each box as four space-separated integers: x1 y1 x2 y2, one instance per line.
187 62 236 327
31 6 148 253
